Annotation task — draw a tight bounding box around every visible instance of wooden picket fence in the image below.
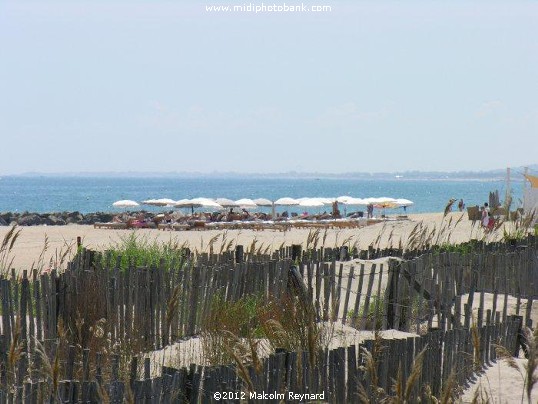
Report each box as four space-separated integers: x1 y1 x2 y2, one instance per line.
1 242 537 338
0 317 523 403
384 246 538 334
8 247 534 356
1 235 537 402
0 252 294 353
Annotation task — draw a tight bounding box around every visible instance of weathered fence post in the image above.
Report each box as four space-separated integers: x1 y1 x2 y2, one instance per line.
385 260 399 329
339 246 349 261
291 244 302 261
510 315 525 358
235 245 244 264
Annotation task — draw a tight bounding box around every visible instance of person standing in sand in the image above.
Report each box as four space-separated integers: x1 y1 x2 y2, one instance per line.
481 203 490 227
367 204 374 219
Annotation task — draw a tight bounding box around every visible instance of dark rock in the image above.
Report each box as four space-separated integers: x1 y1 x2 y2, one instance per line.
0 211 158 226
66 213 84 224
94 213 114 223
40 216 53 226
49 216 66 226
18 214 42 226
0 213 14 224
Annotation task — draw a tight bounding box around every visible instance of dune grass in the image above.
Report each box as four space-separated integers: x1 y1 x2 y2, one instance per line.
100 232 190 270
0 225 21 277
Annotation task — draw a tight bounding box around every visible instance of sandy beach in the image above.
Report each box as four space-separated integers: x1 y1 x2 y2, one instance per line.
1 211 496 273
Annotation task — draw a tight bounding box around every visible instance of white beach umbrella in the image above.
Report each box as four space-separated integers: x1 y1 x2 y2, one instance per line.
190 197 223 209
316 197 336 205
174 198 204 214
364 198 399 214
175 198 222 213
142 199 162 206
175 198 203 208
395 198 414 207
299 198 325 208
156 198 177 206
343 197 368 206
298 197 330 204
336 195 354 204
113 200 140 208
235 198 257 209
215 198 238 207
253 198 273 207
274 197 299 206
377 197 398 208
142 198 177 207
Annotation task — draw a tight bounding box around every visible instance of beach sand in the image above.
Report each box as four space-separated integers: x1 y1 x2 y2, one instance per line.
0 212 494 273
460 357 538 403
149 324 418 376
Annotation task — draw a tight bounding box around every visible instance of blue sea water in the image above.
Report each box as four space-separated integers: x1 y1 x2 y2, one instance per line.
0 176 522 215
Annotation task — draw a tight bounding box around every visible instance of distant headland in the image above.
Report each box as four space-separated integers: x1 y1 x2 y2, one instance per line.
4 164 537 181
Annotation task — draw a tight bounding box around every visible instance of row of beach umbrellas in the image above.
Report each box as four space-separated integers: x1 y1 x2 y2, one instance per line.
113 197 414 210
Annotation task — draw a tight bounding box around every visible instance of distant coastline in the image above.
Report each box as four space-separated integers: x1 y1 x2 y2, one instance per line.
2 164 536 181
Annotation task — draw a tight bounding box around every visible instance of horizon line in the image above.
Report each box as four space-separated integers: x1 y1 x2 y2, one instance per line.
1 165 536 178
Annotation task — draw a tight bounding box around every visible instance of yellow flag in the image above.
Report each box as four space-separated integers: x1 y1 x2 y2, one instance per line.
525 174 538 188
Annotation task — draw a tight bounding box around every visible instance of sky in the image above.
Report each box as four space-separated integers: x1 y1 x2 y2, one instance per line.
1 1 537 174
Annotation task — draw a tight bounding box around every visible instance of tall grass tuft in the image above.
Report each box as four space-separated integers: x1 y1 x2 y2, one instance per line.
403 346 427 401
439 370 459 403
28 235 76 274
470 321 482 373
358 329 385 402
7 316 24 387
523 327 538 404
206 233 220 255
0 225 21 276
494 343 525 403
503 211 536 243
164 283 182 345
218 230 235 254
102 232 189 270
33 339 61 401
200 290 331 369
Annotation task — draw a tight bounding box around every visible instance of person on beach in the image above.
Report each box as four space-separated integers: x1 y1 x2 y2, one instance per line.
486 213 495 231
481 203 490 227
458 199 464 212
367 204 374 219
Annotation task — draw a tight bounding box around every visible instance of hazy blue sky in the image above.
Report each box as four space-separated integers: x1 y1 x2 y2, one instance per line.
1 1 537 174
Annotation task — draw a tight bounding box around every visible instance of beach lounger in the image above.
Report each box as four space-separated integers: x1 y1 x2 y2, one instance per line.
467 206 480 221
93 222 128 230
190 221 206 230
172 223 191 231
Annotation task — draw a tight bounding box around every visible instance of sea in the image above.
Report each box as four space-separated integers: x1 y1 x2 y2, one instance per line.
0 176 522 215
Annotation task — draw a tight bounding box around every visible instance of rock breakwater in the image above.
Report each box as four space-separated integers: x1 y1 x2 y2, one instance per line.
0 211 156 226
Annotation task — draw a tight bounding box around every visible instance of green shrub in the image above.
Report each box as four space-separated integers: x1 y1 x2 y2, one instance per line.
100 232 189 271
